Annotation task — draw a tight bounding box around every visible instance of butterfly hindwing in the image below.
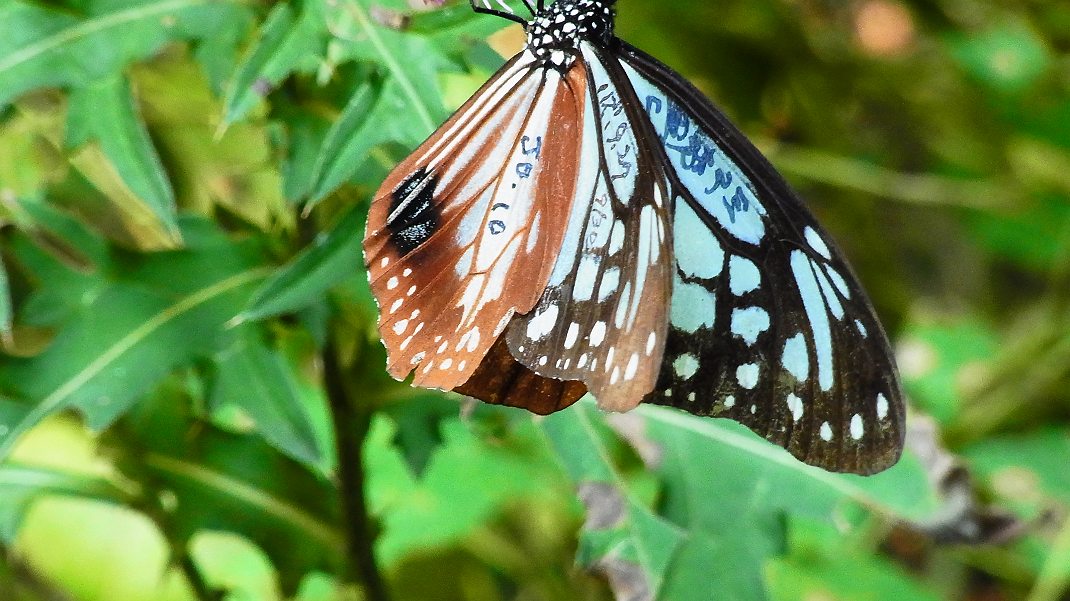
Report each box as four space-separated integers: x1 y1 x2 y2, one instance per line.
614 41 905 473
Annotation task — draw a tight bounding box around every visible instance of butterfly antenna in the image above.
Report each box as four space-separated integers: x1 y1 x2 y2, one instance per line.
470 0 529 25
520 0 537 16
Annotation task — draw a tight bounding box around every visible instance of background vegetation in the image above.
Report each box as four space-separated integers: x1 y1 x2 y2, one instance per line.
0 0 1067 599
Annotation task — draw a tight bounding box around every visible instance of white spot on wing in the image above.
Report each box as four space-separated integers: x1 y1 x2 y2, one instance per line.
735 363 759 389
782 333 810 381
729 256 761 296
731 307 770 345
877 393 889 420
674 201 724 279
855 320 868 338
820 422 833 442
805 227 832 260
598 267 621 302
827 268 850 299
614 282 632 328
608 221 625 256
526 212 541 254
564 322 580 349
590 321 607 347
790 250 834 392
573 255 600 301
624 353 639 380
786 393 804 421
671 275 716 333
525 304 560 340
850 414 864 440
673 353 699 379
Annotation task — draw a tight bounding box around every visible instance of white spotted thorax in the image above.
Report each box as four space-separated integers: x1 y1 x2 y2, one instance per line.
527 0 616 69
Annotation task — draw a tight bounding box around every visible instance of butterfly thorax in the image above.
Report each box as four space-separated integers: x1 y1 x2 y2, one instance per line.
527 0 615 69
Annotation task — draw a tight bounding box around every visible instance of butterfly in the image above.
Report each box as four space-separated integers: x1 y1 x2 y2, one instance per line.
362 0 905 474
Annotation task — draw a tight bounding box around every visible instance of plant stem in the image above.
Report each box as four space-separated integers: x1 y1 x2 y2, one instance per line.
323 337 391 601
178 551 219 601
0 542 74 601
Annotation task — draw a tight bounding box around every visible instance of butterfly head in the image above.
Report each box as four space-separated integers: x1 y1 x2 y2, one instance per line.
527 0 616 69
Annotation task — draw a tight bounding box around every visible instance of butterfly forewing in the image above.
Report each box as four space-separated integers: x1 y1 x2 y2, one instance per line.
364 52 590 392
615 42 905 473
505 42 673 412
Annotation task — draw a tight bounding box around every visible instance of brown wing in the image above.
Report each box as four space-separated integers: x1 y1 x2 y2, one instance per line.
364 52 590 392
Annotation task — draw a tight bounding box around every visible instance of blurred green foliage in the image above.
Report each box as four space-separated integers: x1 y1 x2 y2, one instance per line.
0 0 1067 600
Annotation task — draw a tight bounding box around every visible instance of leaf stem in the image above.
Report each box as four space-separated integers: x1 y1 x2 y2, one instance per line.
323 336 391 601
177 550 221 601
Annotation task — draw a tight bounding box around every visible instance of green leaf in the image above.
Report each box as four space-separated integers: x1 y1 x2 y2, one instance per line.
0 463 127 541
222 0 330 126
0 0 253 107
0 219 270 460
899 319 999 426
367 414 570 567
948 21 1051 95
964 195 1070 273
0 254 11 337
544 402 939 601
210 331 325 468
112 382 343 594
327 0 446 134
541 405 686 600
307 79 388 202
66 73 179 236
964 428 1070 515
298 0 452 204
767 518 943 601
239 203 366 322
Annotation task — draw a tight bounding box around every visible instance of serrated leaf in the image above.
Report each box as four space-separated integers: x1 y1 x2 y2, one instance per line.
211 330 325 468
369 414 568 567
66 73 180 238
239 203 365 322
223 0 330 125
0 219 270 459
0 0 253 107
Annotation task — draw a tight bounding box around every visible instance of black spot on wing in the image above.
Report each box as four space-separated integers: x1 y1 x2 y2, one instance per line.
387 167 440 254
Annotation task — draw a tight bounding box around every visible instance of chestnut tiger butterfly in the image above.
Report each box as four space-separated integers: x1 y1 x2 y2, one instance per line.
362 0 906 474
